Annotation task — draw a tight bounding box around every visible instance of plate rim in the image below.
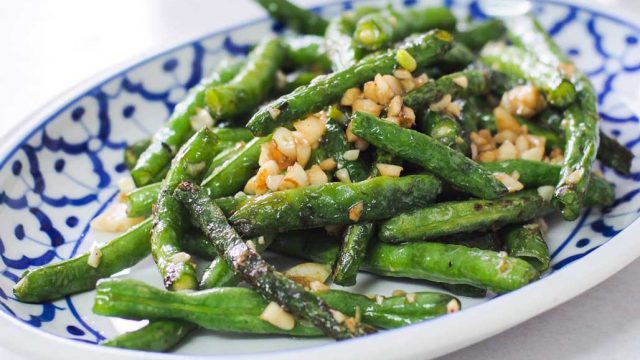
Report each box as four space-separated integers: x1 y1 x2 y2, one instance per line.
1 0 639 359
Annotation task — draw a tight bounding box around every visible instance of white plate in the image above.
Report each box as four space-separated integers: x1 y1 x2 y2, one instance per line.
1 0 639 359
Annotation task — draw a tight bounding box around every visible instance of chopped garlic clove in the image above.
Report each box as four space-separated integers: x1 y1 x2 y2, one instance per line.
190 108 214 131
319 157 337 171
87 242 102 268
273 127 297 159
279 163 308 190
497 140 518 161
494 172 524 192
260 302 295 330
293 116 326 145
430 94 452 112
376 163 403 177
306 165 328 186
266 174 284 192
335 168 351 183
285 262 331 287
343 149 360 161
348 201 364 222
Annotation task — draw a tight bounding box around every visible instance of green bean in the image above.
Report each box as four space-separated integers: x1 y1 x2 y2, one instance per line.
206 37 284 120
597 132 633 176
369 149 402 177
379 190 552 243
94 278 458 333
366 242 536 294
554 100 600 220
94 278 320 337
283 35 332 71
317 289 458 329
353 6 456 51
455 19 506 51
201 135 271 199
109 192 254 353
440 231 502 252
199 235 273 289
203 141 246 179
325 7 379 71
440 284 487 298
174 182 369 338
270 233 537 294
479 160 615 207
419 110 470 155
151 129 218 291
124 139 151 171
501 222 549 272
323 119 369 182
102 320 196 352
435 42 476 72
211 127 254 143
480 45 576 108
350 112 507 199
126 182 250 219
13 219 152 303
229 174 442 237
253 0 328 36
333 222 375 287
536 109 633 175
126 184 161 218
247 30 453 135
505 16 599 220
130 60 243 186
332 147 400 286
403 68 491 112
274 230 491 297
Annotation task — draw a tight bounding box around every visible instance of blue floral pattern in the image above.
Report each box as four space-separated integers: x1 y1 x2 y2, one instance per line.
0 0 638 347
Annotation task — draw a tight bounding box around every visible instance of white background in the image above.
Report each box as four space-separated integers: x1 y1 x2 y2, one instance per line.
0 0 638 359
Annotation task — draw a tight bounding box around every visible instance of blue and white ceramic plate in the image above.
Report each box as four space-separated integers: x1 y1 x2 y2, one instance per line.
1 0 639 359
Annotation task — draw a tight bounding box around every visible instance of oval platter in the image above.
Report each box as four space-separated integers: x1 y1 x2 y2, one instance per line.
0 0 639 359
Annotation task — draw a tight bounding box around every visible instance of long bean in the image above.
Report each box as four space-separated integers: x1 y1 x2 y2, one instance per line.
325 6 379 71
229 174 442 237
501 222 550 272
247 30 453 135
480 45 576 108
131 60 243 186
536 109 633 175
201 136 271 199
271 233 537 294
505 16 599 220
403 68 491 113
206 37 284 120
254 0 328 36
94 278 458 333
480 160 615 207
353 6 456 51
13 219 152 303
174 182 369 339
151 129 218 291
379 190 552 243
124 139 151 171
102 320 196 352
350 112 507 199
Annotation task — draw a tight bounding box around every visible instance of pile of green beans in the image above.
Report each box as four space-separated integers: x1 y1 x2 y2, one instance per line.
12 0 632 353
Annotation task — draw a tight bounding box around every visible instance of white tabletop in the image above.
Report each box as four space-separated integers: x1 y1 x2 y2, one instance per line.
1 1 639 359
